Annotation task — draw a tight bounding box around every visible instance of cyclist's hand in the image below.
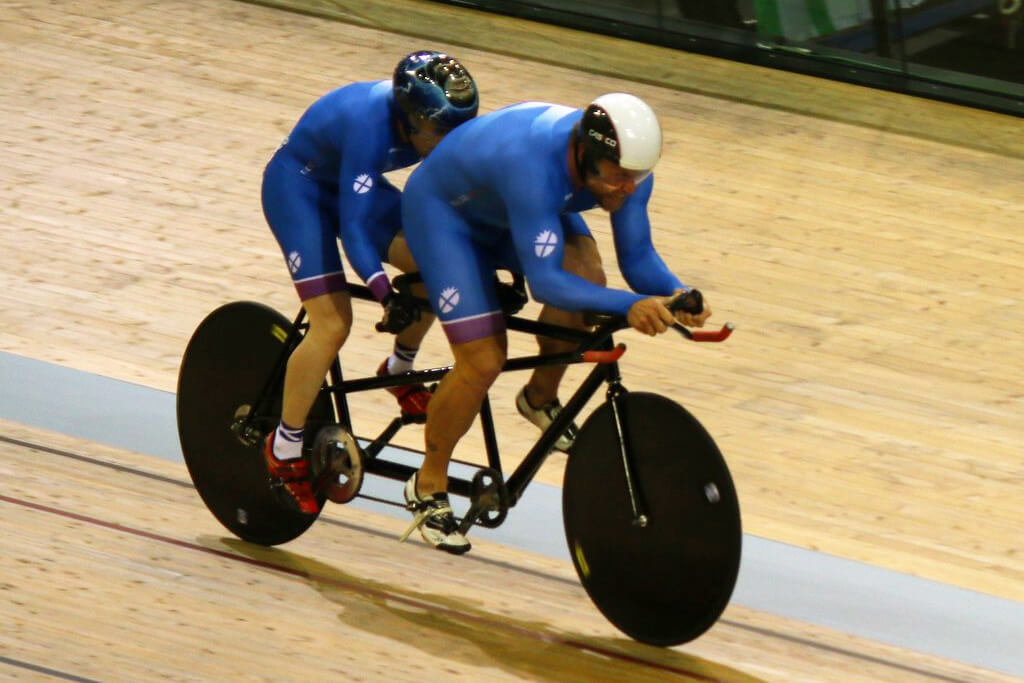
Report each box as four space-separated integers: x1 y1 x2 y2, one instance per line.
376 291 421 334
495 277 529 315
669 289 712 328
627 298 675 336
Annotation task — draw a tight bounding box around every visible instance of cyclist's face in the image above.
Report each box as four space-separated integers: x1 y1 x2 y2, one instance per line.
585 159 646 212
407 117 448 157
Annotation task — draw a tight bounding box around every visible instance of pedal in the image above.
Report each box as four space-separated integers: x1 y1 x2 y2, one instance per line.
230 404 261 447
458 467 509 535
310 426 364 504
267 479 303 514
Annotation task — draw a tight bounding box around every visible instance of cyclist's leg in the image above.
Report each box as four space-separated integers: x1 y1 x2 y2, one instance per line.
400 328 503 555
403 208 507 493
409 318 504 554
280 291 352 434
400 187 506 552
263 156 352 466
421 332 507 493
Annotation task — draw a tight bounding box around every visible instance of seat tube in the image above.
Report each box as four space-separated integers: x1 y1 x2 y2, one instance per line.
328 358 351 431
479 394 502 473
251 307 307 427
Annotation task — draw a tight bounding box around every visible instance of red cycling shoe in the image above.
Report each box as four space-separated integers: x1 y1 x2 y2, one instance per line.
377 360 432 416
263 433 319 514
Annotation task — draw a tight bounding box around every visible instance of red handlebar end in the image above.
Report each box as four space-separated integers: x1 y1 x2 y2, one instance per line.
691 323 734 342
582 345 626 363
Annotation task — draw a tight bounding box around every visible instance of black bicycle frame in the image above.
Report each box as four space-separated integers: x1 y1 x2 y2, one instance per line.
263 281 633 510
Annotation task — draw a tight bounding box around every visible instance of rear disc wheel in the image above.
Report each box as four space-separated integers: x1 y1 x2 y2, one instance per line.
176 301 332 545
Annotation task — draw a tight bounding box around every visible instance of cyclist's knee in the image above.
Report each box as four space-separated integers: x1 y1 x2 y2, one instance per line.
564 237 606 287
387 234 419 274
302 292 352 349
453 337 506 389
580 260 607 287
309 314 350 349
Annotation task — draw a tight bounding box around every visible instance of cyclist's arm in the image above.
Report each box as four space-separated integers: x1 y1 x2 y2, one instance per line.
335 134 393 302
610 175 688 295
507 202 643 315
559 211 590 236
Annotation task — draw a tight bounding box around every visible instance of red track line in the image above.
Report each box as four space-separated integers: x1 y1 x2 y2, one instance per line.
0 493 721 682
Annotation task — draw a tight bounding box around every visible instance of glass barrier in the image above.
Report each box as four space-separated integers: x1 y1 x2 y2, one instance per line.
431 0 1023 115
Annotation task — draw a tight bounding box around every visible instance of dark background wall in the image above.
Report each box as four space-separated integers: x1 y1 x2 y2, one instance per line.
428 0 1023 116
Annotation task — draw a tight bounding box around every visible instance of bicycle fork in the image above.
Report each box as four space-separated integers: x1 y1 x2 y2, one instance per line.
606 378 649 528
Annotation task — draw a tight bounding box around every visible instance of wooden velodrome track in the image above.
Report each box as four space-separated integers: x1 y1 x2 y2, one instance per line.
2 0 1022 680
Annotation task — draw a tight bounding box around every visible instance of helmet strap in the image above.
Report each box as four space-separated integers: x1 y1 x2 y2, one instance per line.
570 123 597 187
393 107 411 142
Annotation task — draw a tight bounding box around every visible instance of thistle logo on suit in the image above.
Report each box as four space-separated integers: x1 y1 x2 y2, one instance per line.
534 230 558 258
439 287 460 313
353 174 373 194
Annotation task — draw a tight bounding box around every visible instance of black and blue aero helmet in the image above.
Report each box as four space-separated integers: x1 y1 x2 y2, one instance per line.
578 93 662 182
393 50 478 132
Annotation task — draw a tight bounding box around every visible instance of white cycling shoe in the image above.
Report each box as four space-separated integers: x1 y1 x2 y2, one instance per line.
399 473 471 555
515 386 578 452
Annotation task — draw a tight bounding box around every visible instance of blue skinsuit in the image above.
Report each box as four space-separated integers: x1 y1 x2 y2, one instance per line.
401 102 685 343
261 80 421 301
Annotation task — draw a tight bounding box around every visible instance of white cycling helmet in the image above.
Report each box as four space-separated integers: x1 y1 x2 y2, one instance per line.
578 93 662 180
